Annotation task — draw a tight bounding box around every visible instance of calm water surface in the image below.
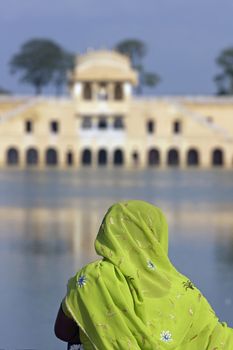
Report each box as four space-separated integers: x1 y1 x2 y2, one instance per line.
0 168 233 349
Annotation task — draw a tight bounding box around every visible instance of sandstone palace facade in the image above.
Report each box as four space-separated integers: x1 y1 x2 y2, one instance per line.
0 50 233 168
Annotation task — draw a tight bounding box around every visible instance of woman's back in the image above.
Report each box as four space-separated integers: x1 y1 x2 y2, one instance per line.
57 200 233 349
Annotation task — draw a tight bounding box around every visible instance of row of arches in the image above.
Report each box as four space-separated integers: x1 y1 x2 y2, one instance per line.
5 147 226 167
82 149 124 165
7 148 57 165
148 148 224 166
6 148 125 166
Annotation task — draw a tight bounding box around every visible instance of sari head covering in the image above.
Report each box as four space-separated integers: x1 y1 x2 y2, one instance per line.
63 200 233 349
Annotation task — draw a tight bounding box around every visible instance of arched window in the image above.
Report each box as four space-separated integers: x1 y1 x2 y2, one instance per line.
98 117 107 129
7 147 19 165
46 148 58 166
147 120 155 134
114 83 123 100
167 148 180 166
148 148 160 166
187 149 199 166
113 149 124 166
173 120 181 134
83 83 92 100
212 148 224 166
25 120 33 133
50 120 59 133
66 151 73 166
98 149 107 166
26 148 38 165
82 149 92 165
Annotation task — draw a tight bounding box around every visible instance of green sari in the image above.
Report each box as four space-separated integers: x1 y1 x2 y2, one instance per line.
63 200 233 349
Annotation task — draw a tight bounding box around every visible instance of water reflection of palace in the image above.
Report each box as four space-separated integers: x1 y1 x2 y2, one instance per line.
0 50 233 168
1 202 233 258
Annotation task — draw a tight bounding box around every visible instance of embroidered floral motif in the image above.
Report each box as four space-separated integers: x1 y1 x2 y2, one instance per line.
147 260 156 270
77 275 87 288
183 279 194 291
160 330 172 342
189 308 194 316
69 344 84 350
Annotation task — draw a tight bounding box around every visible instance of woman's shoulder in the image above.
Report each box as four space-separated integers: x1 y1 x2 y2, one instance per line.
66 258 117 292
67 259 103 286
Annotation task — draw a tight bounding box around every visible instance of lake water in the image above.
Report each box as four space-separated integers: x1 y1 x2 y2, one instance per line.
0 168 233 349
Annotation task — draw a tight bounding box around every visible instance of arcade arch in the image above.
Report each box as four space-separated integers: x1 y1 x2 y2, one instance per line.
26 148 38 165
167 148 180 166
187 148 199 166
148 148 160 166
7 147 19 165
212 148 224 166
113 149 124 165
46 148 58 166
98 149 108 166
82 149 92 165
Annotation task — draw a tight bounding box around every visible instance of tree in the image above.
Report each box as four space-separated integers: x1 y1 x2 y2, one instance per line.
134 64 160 95
53 51 75 95
9 39 74 95
214 47 233 95
115 39 147 68
115 39 160 94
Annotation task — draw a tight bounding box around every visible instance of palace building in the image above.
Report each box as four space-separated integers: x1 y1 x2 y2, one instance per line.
0 49 233 168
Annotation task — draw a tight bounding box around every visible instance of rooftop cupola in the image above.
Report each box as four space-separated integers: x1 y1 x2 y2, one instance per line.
69 50 138 101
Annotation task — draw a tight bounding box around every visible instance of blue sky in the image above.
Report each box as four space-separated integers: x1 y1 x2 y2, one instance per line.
0 0 232 95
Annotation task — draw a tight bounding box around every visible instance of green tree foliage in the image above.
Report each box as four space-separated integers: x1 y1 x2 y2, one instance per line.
115 39 160 94
214 47 233 95
52 51 75 95
115 39 147 68
9 39 75 95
